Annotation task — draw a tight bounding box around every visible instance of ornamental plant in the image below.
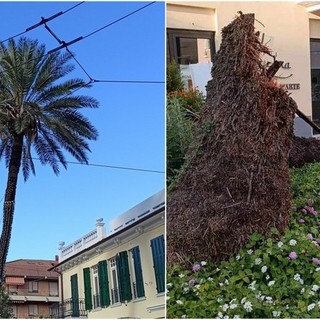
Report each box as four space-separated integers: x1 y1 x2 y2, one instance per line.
167 162 320 319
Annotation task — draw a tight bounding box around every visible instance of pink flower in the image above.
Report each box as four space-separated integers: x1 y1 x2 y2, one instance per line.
302 208 307 214
307 233 314 240
312 257 320 265
192 264 201 272
188 278 196 286
307 198 314 207
289 252 298 260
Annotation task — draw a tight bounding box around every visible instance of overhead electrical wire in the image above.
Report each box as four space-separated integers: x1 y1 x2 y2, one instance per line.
31 158 164 174
0 1 85 45
0 1 162 85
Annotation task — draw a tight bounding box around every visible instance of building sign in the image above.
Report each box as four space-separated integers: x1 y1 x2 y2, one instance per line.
283 83 300 90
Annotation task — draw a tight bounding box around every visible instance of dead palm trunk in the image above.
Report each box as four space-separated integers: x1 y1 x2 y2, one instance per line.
0 134 23 281
167 13 297 266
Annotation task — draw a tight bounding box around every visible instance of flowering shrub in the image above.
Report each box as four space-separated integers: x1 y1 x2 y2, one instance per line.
168 89 205 114
167 163 320 318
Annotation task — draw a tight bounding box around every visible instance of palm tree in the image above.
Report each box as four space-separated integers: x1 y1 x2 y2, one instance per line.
0 37 99 282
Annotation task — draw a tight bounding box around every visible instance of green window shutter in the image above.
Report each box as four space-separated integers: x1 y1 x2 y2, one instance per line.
116 251 132 302
83 268 92 310
132 246 145 298
98 260 110 307
150 235 165 293
70 274 80 317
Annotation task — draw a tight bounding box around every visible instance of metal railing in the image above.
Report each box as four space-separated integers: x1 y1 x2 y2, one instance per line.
111 288 120 304
93 294 101 309
50 298 87 318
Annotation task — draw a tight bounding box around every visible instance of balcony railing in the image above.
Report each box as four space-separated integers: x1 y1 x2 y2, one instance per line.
111 288 120 304
93 294 101 309
50 298 87 318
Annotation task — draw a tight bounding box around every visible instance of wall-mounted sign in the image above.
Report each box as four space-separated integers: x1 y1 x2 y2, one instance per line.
283 83 300 90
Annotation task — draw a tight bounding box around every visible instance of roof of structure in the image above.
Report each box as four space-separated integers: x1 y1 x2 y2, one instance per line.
5 259 58 279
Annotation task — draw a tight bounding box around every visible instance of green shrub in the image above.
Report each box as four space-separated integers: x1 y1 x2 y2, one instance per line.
167 163 320 318
167 61 184 93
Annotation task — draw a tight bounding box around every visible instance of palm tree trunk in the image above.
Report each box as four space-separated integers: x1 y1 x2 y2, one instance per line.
0 134 23 283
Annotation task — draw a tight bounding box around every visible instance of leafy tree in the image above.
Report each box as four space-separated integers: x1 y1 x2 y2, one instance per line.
0 38 99 282
166 60 184 93
0 284 13 318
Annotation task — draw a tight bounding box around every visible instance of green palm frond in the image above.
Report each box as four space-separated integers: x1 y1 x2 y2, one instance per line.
0 37 99 181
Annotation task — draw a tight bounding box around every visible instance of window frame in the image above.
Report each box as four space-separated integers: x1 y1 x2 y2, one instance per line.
28 280 38 293
167 28 215 64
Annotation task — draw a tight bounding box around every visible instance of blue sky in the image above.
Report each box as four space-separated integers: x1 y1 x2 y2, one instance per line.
0 1 165 262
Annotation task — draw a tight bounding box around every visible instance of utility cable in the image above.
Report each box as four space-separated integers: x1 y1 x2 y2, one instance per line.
31 157 164 174
0 2 85 45
48 1 156 54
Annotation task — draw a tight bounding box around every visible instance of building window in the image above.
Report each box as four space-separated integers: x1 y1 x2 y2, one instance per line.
150 235 165 294
71 274 80 317
28 281 38 293
109 252 132 304
83 269 92 311
28 304 38 316
311 38 320 134
92 266 101 309
129 246 145 299
49 282 58 297
98 260 111 308
167 28 215 65
109 257 120 304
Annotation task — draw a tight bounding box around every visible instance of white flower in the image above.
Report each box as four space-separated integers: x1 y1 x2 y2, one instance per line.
312 285 320 291
236 255 241 260
223 316 229 319
217 312 223 318
289 239 297 246
309 290 315 296
261 266 268 273
195 284 201 290
255 258 262 265
318 301 320 307
167 283 173 288
243 301 253 312
201 261 207 266
294 273 301 281
286 305 289 310
316 267 320 272
183 287 189 293
222 304 229 312
233 316 240 319
179 274 185 278
217 298 223 303
268 280 275 286
248 281 256 291
301 288 305 293
272 311 281 317
208 277 213 282
216 268 221 271
230 303 238 310
176 300 183 305
247 249 253 255
277 241 283 248
224 279 229 285
241 297 247 304
266 274 270 280
182 315 186 319
265 296 273 303
219 282 224 287
308 303 316 311
299 279 304 285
